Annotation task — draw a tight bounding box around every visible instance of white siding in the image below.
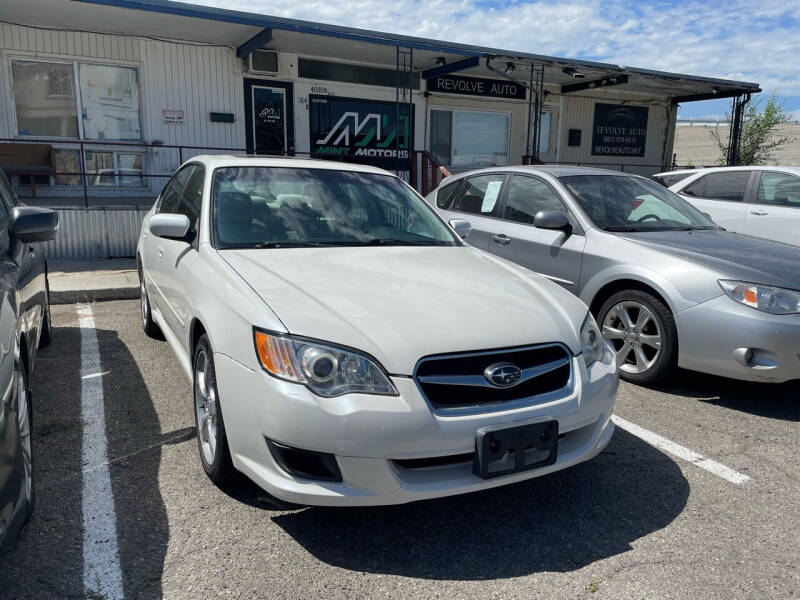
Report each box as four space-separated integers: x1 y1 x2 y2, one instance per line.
0 22 246 196
556 90 674 176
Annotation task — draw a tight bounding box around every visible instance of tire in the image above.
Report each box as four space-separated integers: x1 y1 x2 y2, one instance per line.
16 363 35 522
598 289 678 385
39 275 52 348
138 264 162 339
193 334 235 484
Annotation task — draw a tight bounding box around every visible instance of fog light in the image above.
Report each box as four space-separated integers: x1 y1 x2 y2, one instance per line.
266 439 343 482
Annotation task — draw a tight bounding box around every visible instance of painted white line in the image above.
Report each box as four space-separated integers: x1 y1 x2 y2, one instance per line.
81 370 109 380
611 415 751 485
78 304 125 599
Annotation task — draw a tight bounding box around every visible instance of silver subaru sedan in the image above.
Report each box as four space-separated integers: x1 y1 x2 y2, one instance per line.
428 166 800 385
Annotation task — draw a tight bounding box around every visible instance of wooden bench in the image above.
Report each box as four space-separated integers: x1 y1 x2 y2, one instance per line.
0 143 55 197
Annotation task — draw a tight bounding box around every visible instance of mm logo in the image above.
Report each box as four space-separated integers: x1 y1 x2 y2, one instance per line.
258 106 281 119
315 112 383 146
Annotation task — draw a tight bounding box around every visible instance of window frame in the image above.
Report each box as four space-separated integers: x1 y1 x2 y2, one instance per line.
683 170 755 203
752 171 800 208
427 106 512 168
157 164 201 215
497 174 583 234
447 172 510 220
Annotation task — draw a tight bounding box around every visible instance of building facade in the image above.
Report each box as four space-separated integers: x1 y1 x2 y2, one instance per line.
0 0 760 257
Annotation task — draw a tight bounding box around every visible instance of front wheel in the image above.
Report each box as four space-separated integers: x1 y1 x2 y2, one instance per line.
193 335 235 484
16 364 35 522
598 289 678 385
138 265 162 339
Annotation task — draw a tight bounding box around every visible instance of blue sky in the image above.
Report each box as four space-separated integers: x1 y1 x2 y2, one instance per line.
200 0 800 121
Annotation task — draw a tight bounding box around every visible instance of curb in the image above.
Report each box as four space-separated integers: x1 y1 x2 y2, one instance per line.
51 286 139 305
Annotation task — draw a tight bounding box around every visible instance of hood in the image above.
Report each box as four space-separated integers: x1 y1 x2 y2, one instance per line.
220 246 588 374
618 230 800 290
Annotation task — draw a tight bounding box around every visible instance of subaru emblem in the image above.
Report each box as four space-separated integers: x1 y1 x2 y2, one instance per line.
483 362 522 388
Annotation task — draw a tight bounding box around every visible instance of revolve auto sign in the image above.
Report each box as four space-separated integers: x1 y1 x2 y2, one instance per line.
591 103 649 157
427 74 526 100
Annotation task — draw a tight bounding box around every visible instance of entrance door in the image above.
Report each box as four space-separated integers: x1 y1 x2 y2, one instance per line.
244 79 294 156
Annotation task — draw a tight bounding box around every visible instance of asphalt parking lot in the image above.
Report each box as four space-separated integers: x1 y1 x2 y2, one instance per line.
2 299 799 599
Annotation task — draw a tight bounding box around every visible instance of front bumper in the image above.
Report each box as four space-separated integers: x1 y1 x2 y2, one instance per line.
676 295 800 383
213 346 618 507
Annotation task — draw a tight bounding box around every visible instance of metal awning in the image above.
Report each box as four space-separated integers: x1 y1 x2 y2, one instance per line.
0 0 761 102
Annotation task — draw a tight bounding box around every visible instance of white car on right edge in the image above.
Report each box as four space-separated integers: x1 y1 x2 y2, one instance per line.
653 166 800 247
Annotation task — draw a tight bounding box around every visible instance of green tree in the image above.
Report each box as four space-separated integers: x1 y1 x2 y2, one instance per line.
710 94 791 165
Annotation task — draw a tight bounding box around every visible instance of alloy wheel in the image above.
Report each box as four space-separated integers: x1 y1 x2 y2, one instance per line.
140 277 149 329
17 370 32 502
601 301 662 374
194 349 218 466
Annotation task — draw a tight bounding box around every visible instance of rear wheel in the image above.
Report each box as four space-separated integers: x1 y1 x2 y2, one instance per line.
193 335 235 484
139 264 162 339
598 289 677 385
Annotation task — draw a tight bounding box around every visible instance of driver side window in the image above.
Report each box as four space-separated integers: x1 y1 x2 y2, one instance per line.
503 176 566 225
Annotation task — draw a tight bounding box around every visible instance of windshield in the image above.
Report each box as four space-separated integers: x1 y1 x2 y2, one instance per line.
211 167 459 249
561 175 718 232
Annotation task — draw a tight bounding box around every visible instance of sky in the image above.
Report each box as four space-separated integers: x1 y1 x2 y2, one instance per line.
194 0 800 122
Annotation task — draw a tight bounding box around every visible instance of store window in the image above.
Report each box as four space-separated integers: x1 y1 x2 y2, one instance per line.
11 59 144 189
429 109 509 168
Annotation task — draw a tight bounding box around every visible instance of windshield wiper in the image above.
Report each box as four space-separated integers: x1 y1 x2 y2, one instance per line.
248 241 329 248
603 226 651 232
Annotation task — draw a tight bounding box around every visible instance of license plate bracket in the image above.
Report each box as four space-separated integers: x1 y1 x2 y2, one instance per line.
474 420 558 479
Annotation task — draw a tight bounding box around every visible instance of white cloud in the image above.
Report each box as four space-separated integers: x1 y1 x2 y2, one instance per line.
191 0 799 95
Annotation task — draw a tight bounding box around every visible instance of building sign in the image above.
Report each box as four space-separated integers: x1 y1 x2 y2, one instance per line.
309 95 413 170
591 103 648 157
163 109 184 125
427 74 526 100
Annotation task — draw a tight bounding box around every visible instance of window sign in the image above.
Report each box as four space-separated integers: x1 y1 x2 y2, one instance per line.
481 180 503 212
591 103 648 157
79 64 141 140
310 95 413 170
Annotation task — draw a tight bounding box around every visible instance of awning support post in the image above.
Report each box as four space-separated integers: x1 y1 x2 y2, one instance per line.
726 93 751 166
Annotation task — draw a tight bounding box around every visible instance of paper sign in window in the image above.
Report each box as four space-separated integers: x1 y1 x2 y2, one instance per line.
482 180 502 213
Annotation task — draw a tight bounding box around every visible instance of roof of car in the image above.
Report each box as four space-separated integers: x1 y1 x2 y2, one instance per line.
185 155 393 176
443 165 635 181
654 166 800 177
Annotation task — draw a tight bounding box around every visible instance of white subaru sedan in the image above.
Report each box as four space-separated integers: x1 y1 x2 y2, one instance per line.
137 156 617 506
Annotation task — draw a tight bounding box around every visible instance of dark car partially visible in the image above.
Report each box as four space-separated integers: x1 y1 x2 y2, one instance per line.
0 169 58 552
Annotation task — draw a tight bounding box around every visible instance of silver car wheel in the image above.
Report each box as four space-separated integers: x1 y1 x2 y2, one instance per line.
140 277 148 328
602 301 662 374
194 349 218 466
17 370 32 502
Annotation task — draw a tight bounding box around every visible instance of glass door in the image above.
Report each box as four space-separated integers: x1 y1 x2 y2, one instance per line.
244 79 294 155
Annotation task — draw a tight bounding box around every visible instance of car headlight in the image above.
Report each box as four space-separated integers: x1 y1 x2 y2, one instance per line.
581 312 604 367
253 329 398 397
718 280 800 315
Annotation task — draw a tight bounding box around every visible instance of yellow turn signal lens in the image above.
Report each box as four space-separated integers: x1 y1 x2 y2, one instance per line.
254 330 304 381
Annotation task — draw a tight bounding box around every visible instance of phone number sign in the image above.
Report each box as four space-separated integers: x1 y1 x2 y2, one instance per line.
591 103 649 157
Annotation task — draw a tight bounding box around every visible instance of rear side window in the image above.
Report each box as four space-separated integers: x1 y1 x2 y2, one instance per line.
681 175 706 198
451 174 505 216
655 173 693 187
701 171 751 201
757 172 800 208
436 179 461 209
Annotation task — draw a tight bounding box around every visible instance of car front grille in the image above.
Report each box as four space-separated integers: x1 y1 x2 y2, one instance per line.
413 344 573 413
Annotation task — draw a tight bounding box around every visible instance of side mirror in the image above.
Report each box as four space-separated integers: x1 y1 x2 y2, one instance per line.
10 207 59 243
448 218 471 239
149 213 191 241
533 210 571 231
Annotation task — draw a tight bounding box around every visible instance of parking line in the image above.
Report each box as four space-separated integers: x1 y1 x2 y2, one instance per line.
611 415 751 485
78 304 125 599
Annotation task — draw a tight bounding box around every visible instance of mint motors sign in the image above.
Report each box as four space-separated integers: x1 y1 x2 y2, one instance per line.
309 96 413 169
591 103 649 157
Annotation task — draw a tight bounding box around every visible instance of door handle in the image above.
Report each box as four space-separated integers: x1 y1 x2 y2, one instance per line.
749 209 768 216
492 234 512 245
158 246 164 259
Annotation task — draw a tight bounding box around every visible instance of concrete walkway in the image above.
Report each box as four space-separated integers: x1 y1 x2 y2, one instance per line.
49 259 139 304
